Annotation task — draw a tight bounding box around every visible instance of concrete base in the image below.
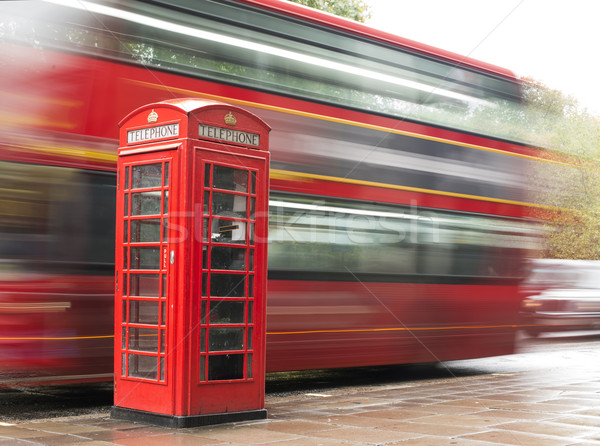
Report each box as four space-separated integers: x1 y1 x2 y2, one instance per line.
111 406 267 428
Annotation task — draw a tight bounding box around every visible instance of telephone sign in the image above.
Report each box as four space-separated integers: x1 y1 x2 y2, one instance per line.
198 124 260 147
127 122 180 144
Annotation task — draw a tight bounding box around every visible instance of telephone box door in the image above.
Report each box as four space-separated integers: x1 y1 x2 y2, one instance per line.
189 147 268 414
115 149 178 413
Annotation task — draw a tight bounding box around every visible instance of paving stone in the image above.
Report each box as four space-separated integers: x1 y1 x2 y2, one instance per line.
461 429 577 445
3 354 600 445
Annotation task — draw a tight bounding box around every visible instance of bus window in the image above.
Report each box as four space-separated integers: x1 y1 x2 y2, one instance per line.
0 161 115 274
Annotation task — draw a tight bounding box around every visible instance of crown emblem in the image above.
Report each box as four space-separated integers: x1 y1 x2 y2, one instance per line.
224 111 237 126
147 109 158 123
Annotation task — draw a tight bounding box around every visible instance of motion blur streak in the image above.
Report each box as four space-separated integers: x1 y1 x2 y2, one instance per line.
0 0 550 384
267 325 520 335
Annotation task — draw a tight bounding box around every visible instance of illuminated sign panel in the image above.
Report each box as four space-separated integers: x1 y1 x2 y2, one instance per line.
199 124 260 147
127 123 180 144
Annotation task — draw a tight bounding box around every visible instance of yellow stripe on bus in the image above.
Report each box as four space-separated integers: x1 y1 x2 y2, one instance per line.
0 335 114 341
3 142 117 163
267 325 519 335
0 325 524 341
270 168 560 211
127 78 567 165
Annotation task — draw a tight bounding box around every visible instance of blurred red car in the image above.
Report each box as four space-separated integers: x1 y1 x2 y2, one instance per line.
520 259 600 336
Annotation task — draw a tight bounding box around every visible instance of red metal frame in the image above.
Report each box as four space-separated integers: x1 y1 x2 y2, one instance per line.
115 148 178 412
188 147 269 416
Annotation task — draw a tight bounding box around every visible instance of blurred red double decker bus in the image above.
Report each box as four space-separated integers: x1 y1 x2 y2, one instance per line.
0 0 543 385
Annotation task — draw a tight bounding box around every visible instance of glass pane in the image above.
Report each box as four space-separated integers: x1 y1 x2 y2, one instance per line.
122 353 126 376
123 221 129 243
204 191 210 215
130 219 160 243
129 300 159 325
199 355 206 381
160 357 165 381
128 327 159 352
209 300 245 324
128 354 158 380
247 353 252 379
247 327 253 350
210 273 246 297
131 192 161 216
202 247 208 271
123 247 128 269
204 163 211 188
130 247 160 270
129 274 160 297
249 197 255 219
200 301 207 324
163 190 169 215
161 274 167 298
160 301 166 325
202 273 208 296
208 354 243 380
200 328 206 353
250 172 256 195
211 218 246 244
124 166 130 190
124 194 129 217
211 246 246 270
160 330 165 354
209 327 244 352
203 218 209 242
248 301 253 324
248 275 254 298
212 192 246 218
163 163 169 187
213 165 248 193
132 163 162 189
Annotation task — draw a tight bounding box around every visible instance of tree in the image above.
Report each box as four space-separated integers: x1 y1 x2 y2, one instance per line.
287 0 371 23
523 78 600 259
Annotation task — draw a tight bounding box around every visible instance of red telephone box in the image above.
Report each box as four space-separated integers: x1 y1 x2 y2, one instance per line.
111 98 270 427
